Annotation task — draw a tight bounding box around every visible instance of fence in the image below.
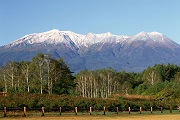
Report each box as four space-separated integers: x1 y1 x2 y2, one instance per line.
0 106 179 117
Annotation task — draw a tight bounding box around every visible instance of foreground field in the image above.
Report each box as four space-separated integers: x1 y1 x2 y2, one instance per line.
1 114 180 120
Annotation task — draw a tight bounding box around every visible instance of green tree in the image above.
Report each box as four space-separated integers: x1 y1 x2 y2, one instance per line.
52 58 76 94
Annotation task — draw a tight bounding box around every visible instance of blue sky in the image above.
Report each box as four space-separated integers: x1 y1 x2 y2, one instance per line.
0 0 180 46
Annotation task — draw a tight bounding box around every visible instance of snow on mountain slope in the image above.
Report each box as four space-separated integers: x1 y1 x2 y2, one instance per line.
5 29 178 50
130 31 179 48
6 29 80 47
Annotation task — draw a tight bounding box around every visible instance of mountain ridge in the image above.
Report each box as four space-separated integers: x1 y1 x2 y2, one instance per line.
0 29 180 73
5 30 178 48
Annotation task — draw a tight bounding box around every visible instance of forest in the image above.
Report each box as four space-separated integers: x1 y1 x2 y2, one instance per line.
0 53 180 109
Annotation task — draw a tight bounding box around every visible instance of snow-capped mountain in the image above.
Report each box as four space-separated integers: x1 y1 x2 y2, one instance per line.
6 29 178 49
0 29 180 73
5 29 125 48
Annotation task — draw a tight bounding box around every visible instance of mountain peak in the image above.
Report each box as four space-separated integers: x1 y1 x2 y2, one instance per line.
133 31 150 40
103 32 112 36
132 31 168 42
136 31 164 37
138 31 148 35
149 32 164 37
48 29 60 33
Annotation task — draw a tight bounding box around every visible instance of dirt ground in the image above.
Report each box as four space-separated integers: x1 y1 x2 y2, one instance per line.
1 114 180 120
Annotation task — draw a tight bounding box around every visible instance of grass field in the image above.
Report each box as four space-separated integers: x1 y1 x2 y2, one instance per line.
0 114 180 120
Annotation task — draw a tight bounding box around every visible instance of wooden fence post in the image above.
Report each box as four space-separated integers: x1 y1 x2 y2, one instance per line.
150 107 153 114
116 107 119 114
128 107 131 114
75 107 77 115
23 107 27 117
4 107 6 117
140 107 142 114
161 107 163 113
59 107 62 115
103 106 106 115
42 107 45 116
90 107 92 115
170 105 172 113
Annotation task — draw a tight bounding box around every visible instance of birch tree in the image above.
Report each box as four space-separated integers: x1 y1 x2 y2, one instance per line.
20 61 31 92
31 53 45 94
143 67 162 85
